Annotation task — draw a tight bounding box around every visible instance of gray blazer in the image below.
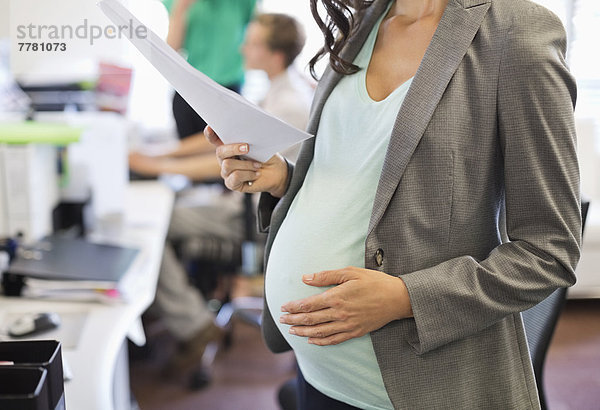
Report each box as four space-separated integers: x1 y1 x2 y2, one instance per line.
258 0 581 408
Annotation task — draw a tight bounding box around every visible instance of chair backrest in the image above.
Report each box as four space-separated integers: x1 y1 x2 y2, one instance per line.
521 287 567 395
521 199 589 409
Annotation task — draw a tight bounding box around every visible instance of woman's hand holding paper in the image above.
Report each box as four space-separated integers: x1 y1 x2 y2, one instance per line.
205 126 289 197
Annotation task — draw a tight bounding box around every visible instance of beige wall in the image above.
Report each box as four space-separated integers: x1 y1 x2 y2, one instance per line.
8 0 129 82
0 0 9 38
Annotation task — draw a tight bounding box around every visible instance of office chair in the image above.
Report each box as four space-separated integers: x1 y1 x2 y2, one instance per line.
521 200 590 410
178 192 266 389
179 193 263 301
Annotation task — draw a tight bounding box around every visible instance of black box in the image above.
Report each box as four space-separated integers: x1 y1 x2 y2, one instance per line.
0 340 65 410
0 366 50 410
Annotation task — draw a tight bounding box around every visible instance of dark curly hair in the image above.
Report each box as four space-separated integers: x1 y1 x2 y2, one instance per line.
309 0 374 79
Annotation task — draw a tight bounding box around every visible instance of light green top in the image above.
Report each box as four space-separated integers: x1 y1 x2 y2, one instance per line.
163 0 255 86
265 5 413 409
0 122 81 145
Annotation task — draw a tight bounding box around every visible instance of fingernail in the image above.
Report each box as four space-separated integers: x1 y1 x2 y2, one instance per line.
281 305 288 312
255 171 261 177
289 328 296 335
303 274 315 282
239 144 248 152
253 162 261 169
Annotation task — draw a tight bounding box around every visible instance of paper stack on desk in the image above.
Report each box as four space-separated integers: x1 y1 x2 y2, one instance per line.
5 236 140 302
97 0 312 163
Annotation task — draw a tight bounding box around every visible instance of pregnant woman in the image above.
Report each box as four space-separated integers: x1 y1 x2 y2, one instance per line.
207 0 581 408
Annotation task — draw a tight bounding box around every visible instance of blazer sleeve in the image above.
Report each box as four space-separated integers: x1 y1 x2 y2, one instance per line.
400 5 581 355
257 159 295 233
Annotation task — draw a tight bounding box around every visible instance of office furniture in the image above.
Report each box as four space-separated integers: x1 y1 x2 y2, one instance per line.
522 288 567 410
570 118 600 298
522 200 590 410
178 192 264 388
0 111 130 232
569 201 600 298
0 122 81 242
277 378 298 410
182 193 263 301
18 83 96 112
0 340 65 410
0 367 50 410
0 143 58 242
0 181 174 410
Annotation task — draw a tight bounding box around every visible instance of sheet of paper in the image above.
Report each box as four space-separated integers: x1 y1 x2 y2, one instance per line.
97 0 312 162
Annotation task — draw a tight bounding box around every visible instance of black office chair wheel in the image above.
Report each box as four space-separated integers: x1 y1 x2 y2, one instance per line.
188 367 212 390
223 328 234 349
277 378 298 410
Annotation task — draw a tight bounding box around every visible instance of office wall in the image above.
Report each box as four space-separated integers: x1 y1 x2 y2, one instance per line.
8 0 131 84
0 0 8 38
122 0 173 130
259 0 326 77
1 0 172 130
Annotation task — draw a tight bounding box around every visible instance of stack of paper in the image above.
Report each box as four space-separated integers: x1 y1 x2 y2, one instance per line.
6 236 140 303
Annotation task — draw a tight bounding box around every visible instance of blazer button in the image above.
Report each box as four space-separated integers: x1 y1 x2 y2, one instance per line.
374 248 384 267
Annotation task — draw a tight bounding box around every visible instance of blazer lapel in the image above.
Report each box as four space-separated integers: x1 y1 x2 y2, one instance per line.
367 0 491 236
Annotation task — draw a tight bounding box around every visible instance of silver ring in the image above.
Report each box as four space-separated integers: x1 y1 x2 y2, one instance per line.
247 181 253 187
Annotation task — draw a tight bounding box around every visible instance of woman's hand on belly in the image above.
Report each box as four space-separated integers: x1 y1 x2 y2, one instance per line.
279 267 413 346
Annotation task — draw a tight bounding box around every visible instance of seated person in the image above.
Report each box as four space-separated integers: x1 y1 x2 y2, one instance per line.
129 13 313 377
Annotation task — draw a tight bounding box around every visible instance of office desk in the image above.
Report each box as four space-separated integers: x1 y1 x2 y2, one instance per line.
570 201 600 298
0 181 174 410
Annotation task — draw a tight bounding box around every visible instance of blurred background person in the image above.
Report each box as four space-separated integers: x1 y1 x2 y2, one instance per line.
129 12 313 177
241 12 314 161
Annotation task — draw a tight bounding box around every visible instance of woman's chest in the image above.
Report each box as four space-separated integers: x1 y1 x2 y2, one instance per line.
366 17 439 100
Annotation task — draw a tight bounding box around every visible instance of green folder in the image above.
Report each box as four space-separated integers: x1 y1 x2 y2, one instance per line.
0 122 82 145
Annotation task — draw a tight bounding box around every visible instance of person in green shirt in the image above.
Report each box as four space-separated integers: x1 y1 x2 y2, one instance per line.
163 0 256 139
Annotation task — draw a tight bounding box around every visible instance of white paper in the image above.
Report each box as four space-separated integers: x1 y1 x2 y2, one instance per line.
97 0 312 162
